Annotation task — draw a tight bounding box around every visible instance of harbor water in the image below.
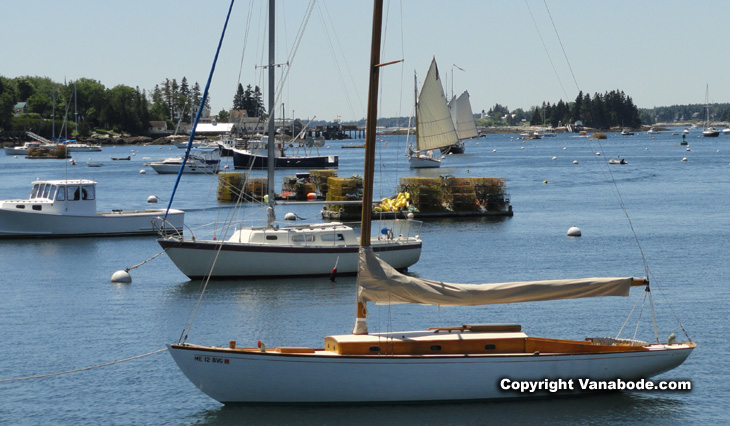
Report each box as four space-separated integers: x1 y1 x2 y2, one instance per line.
0 129 727 425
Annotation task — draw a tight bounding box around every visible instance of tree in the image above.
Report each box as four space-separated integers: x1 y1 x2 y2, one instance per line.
232 83 245 110
217 109 230 122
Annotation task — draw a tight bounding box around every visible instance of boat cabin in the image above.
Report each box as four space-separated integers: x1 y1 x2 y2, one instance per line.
2 179 98 216
228 222 357 245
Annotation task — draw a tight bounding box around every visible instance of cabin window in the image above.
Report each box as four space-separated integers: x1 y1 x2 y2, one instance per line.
56 187 66 201
369 346 380 352
42 185 52 199
430 345 442 351
32 205 42 211
15 204 25 209
265 235 278 241
47 185 56 201
321 233 345 242
291 234 315 242
484 344 496 350
82 185 95 200
68 186 80 201
30 184 40 199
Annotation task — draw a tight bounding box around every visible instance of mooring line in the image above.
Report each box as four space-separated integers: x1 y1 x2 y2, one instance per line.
0 348 168 383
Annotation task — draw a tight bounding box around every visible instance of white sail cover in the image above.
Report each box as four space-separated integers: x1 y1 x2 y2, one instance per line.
416 59 459 151
357 247 634 306
449 91 478 140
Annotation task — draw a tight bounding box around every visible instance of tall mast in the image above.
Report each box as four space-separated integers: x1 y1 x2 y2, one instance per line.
359 0 383 246
266 0 276 227
354 0 383 336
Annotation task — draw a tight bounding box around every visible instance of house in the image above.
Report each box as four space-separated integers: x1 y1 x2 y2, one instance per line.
13 102 28 116
148 121 170 136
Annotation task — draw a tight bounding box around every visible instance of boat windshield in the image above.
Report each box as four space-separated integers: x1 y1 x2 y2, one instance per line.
30 183 58 200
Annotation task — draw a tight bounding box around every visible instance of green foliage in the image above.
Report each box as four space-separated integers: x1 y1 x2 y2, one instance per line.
530 90 641 129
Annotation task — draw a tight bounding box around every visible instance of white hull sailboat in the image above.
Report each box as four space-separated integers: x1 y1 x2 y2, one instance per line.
407 59 459 169
157 0 420 279
0 179 184 237
167 0 694 405
158 220 421 279
702 84 720 137
148 149 221 174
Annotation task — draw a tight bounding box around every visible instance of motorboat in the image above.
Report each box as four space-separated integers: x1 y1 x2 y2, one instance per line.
0 179 184 238
148 149 221 174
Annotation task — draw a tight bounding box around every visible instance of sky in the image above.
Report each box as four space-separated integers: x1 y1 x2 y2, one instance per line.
3 0 729 123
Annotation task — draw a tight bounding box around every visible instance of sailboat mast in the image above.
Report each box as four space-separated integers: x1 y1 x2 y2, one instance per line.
266 0 276 227
359 0 383 245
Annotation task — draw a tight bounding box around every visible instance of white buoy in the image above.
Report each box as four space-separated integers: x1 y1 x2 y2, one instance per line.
686 147 691 151
111 270 132 283
681 157 688 162
573 160 579 164
284 212 297 221
563 147 567 150
552 156 557 160
407 212 415 219
147 195 159 203
567 226 582 237
595 152 601 156
139 169 146 174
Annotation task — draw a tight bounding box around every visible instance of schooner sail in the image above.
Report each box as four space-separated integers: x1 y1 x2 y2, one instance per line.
407 58 459 168
441 90 478 154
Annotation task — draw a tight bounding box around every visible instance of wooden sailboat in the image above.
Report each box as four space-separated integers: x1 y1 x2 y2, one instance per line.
407 59 460 169
167 0 695 404
440 90 478 154
157 0 421 278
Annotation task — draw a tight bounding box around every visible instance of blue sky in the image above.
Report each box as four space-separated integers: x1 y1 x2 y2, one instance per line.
3 1 728 122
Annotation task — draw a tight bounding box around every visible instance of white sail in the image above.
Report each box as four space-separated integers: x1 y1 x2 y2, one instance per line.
449 90 478 140
415 59 459 151
357 246 633 306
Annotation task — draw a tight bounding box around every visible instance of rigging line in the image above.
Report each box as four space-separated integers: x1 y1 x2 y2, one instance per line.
164 0 235 221
615 286 647 339
523 0 569 101
273 0 316 111
235 1 255 87
544 0 580 92
318 1 364 119
0 348 167 383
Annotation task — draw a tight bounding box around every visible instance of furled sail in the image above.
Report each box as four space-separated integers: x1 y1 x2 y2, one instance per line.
449 91 478 140
357 247 634 306
415 59 459 151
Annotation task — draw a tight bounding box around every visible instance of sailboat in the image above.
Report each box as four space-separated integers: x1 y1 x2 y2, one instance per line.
702 84 719 137
406 59 460 169
157 0 421 279
167 0 694 404
440 90 478 154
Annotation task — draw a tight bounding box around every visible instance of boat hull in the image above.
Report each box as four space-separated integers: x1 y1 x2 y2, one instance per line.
167 342 694 404
157 238 421 278
0 208 184 238
408 155 441 169
232 149 338 169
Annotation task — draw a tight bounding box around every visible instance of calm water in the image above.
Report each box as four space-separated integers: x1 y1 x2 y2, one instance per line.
0 129 727 425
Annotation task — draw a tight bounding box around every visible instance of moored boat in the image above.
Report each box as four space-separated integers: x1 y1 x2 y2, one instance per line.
0 179 184 238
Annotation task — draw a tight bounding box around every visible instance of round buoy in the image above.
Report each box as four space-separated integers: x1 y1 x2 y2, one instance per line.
520 146 525 150
492 149 497 153
307 192 317 201
543 180 548 184
224 164 230 169
567 226 582 237
284 212 297 221
681 157 688 162
595 152 601 156
147 195 159 203
111 270 132 283
552 156 557 160
563 147 567 150
573 160 579 164
407 212 415 219
686 147 691 152
139 169 146 174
